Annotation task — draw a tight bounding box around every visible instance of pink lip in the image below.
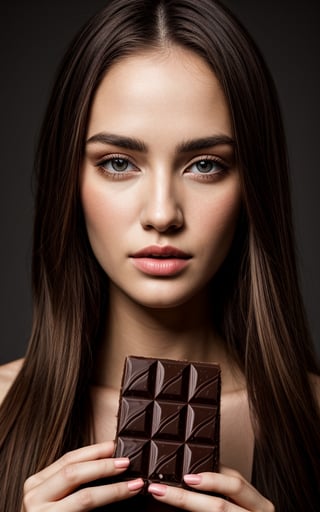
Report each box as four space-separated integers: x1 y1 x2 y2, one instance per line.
131 245 191 259
130 245 191 276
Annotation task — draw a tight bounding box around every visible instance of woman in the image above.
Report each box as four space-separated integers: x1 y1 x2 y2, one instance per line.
0 0 319 510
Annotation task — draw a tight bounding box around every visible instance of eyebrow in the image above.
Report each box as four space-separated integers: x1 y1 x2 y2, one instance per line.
86 132 235 153
86 133 147 152
177 135 234 153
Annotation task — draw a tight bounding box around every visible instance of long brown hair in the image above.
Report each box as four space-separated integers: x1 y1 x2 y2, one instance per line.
0 1 319 510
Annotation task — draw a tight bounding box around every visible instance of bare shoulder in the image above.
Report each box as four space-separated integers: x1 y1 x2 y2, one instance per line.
0 359 24 405
310 372 320 408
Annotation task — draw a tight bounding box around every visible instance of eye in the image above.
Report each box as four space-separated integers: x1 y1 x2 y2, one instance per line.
185 156 229 181
99 156 136 173
95 155 139 179
189 158 226 175
110 158 129 172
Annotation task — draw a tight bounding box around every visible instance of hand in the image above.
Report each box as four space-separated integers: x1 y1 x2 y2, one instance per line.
22 441 144 511
148 465 275 511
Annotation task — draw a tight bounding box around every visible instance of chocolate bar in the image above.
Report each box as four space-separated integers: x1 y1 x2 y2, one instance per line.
114 356 221 492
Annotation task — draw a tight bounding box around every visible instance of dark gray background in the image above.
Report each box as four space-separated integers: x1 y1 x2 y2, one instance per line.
1 0 319 364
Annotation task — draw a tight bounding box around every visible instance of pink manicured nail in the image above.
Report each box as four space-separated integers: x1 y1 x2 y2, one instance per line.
184 474 202 485
128 478 144 491
148 483 167 496
114 457 130 468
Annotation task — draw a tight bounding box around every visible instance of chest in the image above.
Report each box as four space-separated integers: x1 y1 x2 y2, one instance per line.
220 390 254 480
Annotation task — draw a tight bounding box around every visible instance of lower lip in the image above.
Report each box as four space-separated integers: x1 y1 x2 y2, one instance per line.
131 257 190 276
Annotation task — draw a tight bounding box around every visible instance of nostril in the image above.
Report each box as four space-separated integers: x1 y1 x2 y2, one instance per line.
143 222 182 233
140 205 184 233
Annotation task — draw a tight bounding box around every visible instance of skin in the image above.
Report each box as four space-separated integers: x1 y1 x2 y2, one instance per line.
16 46 275 510
82 52 241 315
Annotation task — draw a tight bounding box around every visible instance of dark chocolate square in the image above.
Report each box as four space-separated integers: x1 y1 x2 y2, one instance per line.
114 356 221 492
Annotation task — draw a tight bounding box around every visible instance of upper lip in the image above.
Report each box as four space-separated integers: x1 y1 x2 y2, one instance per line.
131 245 191 259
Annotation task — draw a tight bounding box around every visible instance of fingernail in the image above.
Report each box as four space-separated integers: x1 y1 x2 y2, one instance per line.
148 483 167 496
184 474 202 485
128 478 144 491
114 457 130 469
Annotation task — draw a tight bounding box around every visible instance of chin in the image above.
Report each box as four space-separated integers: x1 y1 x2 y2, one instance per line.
130 288 203 310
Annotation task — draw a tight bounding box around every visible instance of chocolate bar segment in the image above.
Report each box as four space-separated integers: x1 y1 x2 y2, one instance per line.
114 356 221 491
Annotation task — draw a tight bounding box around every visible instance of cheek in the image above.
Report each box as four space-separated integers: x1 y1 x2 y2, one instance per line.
81 183 106 237
214 191 240 234
196 184 242 256
81 180 118 257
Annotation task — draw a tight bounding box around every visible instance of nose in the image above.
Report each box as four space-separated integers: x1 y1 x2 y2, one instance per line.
140 171 184 233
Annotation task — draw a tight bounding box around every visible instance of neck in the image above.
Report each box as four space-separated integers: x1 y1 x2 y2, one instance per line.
93 284 243 393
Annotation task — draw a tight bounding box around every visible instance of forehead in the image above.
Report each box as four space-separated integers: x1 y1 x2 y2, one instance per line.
87 46 232 139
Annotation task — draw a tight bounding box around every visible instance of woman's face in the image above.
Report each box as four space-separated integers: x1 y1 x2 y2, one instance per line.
81 46 241 309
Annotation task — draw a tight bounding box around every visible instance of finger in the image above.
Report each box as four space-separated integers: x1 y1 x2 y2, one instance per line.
25 457 130 503
24 478 144 512
183 468 274 511
148 483 245 512
61 479 144 511
25 442 115 491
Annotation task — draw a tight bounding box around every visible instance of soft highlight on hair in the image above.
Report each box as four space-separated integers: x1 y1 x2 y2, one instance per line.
0 1 319 510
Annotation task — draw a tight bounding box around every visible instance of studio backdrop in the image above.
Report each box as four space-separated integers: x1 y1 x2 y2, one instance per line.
0 0 319 364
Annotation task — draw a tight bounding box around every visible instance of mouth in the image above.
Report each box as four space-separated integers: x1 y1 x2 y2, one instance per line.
130 246 191 276
131 245 191 259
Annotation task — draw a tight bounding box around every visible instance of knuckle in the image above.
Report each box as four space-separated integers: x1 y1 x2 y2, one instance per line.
265 499 276 512
74 488 94 510
100 459 111 476
173 489 188 509
111 482 126 501
227 468 241 477
214 497 230 512
231 475 245 494
22 488 37 509
24 473 43 492
61 462 79 485
61 450 74 466
23 476 34 494
23 476 41 504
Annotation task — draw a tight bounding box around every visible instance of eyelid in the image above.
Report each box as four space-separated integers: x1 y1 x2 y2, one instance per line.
185 154 228 172
96 153 140 178
188 154 226 165
96 153 138 167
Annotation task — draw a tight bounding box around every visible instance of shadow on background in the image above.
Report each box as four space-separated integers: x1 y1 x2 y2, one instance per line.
0 0 319 364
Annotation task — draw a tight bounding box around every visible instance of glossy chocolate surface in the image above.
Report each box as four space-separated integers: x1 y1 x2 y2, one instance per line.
114 356 221 491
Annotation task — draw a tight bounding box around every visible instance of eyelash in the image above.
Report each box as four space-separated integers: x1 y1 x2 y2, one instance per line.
96 154 138 180
95 154 229 181
186 156 229 181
